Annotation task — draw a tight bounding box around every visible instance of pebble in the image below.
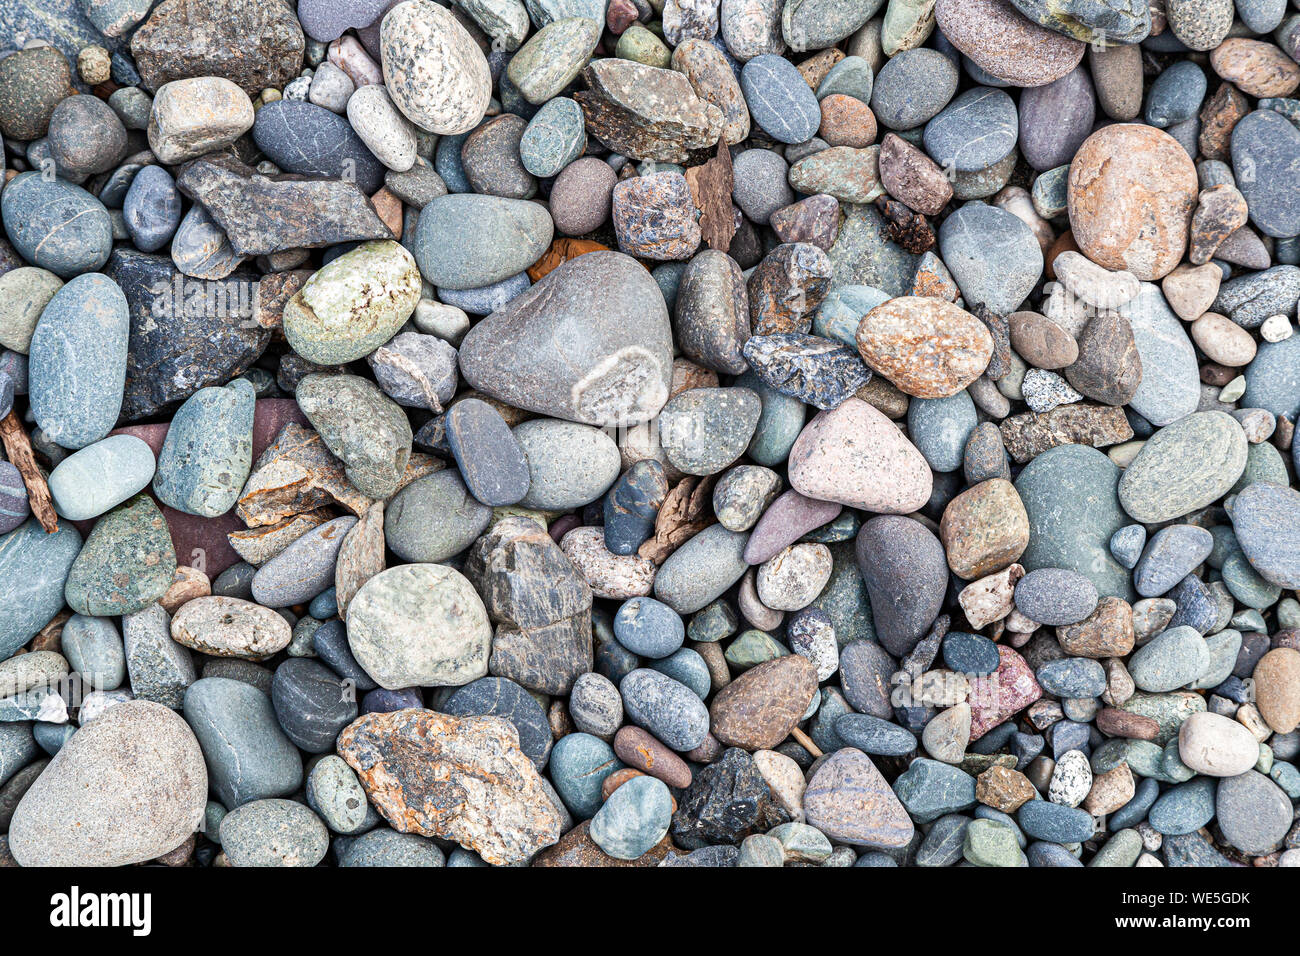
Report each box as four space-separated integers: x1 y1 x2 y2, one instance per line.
935 0 1084 87
1118 411 1247 523
740 54 820 144
380 0 490 134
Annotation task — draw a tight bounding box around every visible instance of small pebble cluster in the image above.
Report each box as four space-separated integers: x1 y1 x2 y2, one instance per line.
0 0 1297 870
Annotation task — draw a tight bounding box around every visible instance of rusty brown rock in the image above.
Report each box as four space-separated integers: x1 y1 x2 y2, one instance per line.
770 194 841 251
1210 38 1300 98
684 142 737 252
252 270 312 332
1064 313 1143 406
747 242 832 335
878 133 952 217
709 655 818 750
335 502 384 622
1096 707 1160 740
939 478 1029 580
818 94 877 148
613 726 693 788
1056 595 1135 658
936 0 1085 87
855 296 993 398
1189 184 1249 266
1067 124 1197 280
533 819 675 866
1254 648 1300 735
1083 762 1135 815
337 709 564 865
158 565 211 615
672 40 750 145
975 764 1036 812
236 422 373 527
1198 82 1249 161
998 403 1134 462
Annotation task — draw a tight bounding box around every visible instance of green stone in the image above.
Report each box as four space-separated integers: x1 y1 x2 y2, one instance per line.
963 818 1023 867
296 373 412 500
153 379 256 518
1118 411 1247 524
615 24 671 68
723 629 787 670
64 495 177 617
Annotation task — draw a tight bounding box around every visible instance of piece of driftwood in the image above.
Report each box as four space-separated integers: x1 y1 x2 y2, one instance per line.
0 411 58 533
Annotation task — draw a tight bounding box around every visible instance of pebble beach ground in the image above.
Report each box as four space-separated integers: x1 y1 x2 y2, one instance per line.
0 0 1296 871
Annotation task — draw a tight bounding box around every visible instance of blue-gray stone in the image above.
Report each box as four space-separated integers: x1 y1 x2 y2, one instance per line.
937 201 1042 315
1118 282 1200 427
1015 444 1131 600
1231 110 1300 239
153 379 256 517
1036 658 1107 698
519 97 586 177
924 87 1018 175
312 619 378 692
741 54 820 144
1212 265 1300 330
1243 333 1300 421
1133 524 1213 598
1144 61 1205 128
414 193 553 290
0 520 82 661
834 712 918 756
942 631 1000 677
122 165 182 253
270 657 358 754
1148 777 1215 835
252 99 385 194
444 397 530 507
1162 830 1231 866
1229 482 1300 589
1166 574 1217 634
252 516 356 608
619 668 709 751
604 459 668 556
893 758 976 823
309 587 338 620
27 272 129 450
1017 800 1094 843
1109 775 1160 830
436 271 531 316
817 56 874 104
870 48 959 131
1109 524 1146 569
908 390 977 473
654 524 749 615
649 647 712 700
1215 766 1291 850
183 677 304 810
60 613 126 691
47 434 156 522
549 731 622 819
1128 625 1210 692
589 773 673 859
337 828 445 866
1 173 112 278
1015 567 1099 626
1026 841 1084 866
1221 552 1282 609
916 813 970 867
736 368 806 468
434 131 472 193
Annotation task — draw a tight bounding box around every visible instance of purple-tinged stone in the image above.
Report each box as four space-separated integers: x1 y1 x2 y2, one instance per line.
1018 66 1096 171
743 489 842 565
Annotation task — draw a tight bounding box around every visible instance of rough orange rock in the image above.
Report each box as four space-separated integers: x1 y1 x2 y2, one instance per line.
337 709 565 865
855 296 993 398
1210 38 1300 98
709 655 818 750
1067 124 1197 280
939 478 1030 580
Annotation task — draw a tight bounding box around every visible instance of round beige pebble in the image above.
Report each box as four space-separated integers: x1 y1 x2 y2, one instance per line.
559 526 655 599
170 596 292 660
1190 313 1257 367
346 84 419 172
1178 711 1261 776
755 543 832 611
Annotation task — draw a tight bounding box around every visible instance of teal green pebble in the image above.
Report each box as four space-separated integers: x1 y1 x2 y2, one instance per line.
589 774 673 860
48 434 156 521
736 369 806 468
0 519 82 660
963 818 1023 867
519 97 587 178
0 173 113 278
648 647 712 699
64 494 177 617
549 732 623 819
153 379 256 517
27 272 129 450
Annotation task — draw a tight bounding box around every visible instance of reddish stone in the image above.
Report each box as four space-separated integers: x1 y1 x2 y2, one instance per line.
613 725 693 788
968 645 1042 741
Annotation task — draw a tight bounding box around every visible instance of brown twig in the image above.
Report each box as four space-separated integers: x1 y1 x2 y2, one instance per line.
790 726 823 758
0 411 58 533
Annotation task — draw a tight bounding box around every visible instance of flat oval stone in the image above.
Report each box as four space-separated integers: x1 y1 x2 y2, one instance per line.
924 87 1018 175
153 379 256 517
1118 411 1247 523
183 676 303 809
219 798 329 866
380 0 490 135
936 0 1085 87
1067 124 1198 280
507 17 602 106
938 203 1042 316
804 748 915 848
251 99 385 194
252 516 356 608
28 272 129 450
122 164 182 252
1128 625 1211 692
282 240 422 364
1014 443 1130 600
1178 711 1260 777
445 398 531 507
385 469 492 563
519 97 587 178
171 596 292 659
271 657 358 753
1229 483 1300 589
1015 567 1098 625
458 251 671 426
0 520 83 660
710 655 818 750
788 397 932 512
870 48 959 131
1 173 112 279
653 523 749 614
550 732 623 819
619 668 710 751
660 387 761 476
414 193 553 291
7 700 205 866
856 297 993 399
1231 109 1300 239
346 563 491 689
1133 525 1214 598
1117 282 1199 427
614 597 685 659
855 516 947 656
740 53 820 144
1217 770 1292 854
48 434 156 522
589 773 673 860
1019 65 1095 170
515 419 621 511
